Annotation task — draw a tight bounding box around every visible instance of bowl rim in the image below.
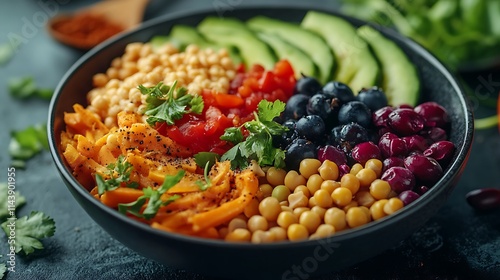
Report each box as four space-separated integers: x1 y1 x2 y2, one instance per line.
48 4 474 250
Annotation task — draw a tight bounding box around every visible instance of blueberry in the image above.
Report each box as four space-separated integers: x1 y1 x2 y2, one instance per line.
294 75 322 96
285 138 317 171
338 101 372 128
284 94 309 120
339 123 370 149
306 93 339 126
322 81 356 104
357 87 388 111
296 115 326 142
272 119 298 149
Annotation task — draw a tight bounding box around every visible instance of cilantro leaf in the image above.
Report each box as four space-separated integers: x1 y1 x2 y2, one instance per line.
1 211 56 255
9 124 49 168
0 183 26 222
220 127 244 144
139 81 204 126
8 76 53 100
193 152 220 169
118 170 184 219
0 261 6 279
220 100 288 170
96 155 138 195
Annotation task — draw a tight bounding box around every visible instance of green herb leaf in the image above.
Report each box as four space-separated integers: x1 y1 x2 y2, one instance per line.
9 124 49 168
139 81 204 126
0 261 6 279
0 182 26 223
1 211 56 255
0 43 13 66
8 76 53 100
195 162 212 191
96 155 138 195
118 170 185 219
194 152 220 169
220 100 288 170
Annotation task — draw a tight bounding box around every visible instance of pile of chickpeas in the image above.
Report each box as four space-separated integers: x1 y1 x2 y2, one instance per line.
220 158 405 243
87 43 237 127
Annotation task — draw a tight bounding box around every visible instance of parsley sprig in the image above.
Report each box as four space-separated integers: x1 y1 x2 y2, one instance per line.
139 81 204 126
96 155 138 195
221 100 288 170
1 211 56 255
118 170 184 219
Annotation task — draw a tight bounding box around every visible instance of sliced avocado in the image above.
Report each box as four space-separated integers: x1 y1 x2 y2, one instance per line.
301 11 380 93
149 25 241 64
197 17 276 70
256 32 317 79
357 25 420 106
247 16 334 83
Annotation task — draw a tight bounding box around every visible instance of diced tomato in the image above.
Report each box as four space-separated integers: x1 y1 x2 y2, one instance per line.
154 59 297 155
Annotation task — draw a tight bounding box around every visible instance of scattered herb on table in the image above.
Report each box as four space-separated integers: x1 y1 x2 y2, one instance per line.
139 80 204 126
1 211 56 255
9 124 49 169
8 76 53 100
0 43 13 66
118 170 184 219
221 99 288 169
96 155 139 195
0 183 26 222
0 258 6 279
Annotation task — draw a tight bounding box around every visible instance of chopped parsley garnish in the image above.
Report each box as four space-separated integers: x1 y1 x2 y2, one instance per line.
118 170 184 219
9 124 49 169
139 81 203 126
221 100 288 169
1 211 56 255
8 76 53 100
96 155 138 195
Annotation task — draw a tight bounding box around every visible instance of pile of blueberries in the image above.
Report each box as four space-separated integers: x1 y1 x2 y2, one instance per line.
274 75 456 205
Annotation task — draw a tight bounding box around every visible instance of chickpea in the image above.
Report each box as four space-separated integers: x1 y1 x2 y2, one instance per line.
284 171 306 191
365 159 383 177
331 187 353 207
341 173 360 195
225 228 251 242
346 207 369 228
272 185 291 202
259 197 281 221
307 174 324 195
299 158 321 179
287 224 309 241
277 211 297 229
356 168 378 188
324 207 346 231
350 163 363 175
318 160 339 181
313 189 333 208
266 167 287 186
383 198 404 214
247 215 268 232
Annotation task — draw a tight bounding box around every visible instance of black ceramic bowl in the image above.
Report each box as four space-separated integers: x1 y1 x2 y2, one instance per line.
48 5 473 280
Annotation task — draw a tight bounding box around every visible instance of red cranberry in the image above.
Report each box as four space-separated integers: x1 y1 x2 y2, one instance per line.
382 157 405 172
404 154 443 184
415 185 430 195
398 190 421 205
414 101 450 128
318 145 347 166
421 127 448 142
338 164 351 178
378 132 408 158
372 106 394 127
387 108 425 136
423 141 455 166
351 142 381 165
381 166 416 193
466 188 500 211
402 135 429 153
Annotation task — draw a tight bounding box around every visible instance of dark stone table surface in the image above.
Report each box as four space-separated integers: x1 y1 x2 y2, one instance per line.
0 1 499 279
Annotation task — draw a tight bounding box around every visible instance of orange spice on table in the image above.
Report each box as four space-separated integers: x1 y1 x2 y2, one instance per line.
50 13 124 49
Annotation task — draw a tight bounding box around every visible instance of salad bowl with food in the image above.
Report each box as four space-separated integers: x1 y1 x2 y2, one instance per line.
48 6 473 279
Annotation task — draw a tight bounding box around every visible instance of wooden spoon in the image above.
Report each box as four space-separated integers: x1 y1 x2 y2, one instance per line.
47 0 150 50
